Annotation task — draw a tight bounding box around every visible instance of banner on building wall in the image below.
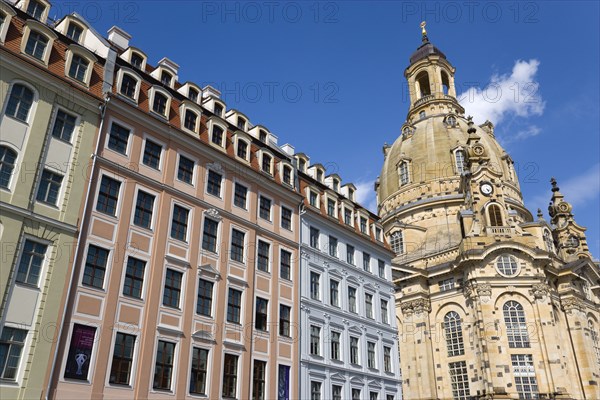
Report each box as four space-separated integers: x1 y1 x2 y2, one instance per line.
278 364 290 400
64 324 96 380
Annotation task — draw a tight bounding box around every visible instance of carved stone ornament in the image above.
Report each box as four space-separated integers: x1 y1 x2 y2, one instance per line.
464 282 492 302
400 298 431 316
561 297 584 314
204 208 222 221
207 162 224 173
472 144 485 156
531 283 549 301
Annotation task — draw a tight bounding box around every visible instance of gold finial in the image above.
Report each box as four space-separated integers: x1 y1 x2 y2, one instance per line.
420 21 427 36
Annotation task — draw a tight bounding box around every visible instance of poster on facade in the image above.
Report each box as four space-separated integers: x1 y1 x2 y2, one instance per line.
278 364 290 400
64 324 96 380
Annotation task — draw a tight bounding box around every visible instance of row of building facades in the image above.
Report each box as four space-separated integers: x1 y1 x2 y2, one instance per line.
0 1 401 399
2 1 600 400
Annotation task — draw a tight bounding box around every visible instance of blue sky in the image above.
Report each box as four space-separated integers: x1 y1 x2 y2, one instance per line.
57 1 599 257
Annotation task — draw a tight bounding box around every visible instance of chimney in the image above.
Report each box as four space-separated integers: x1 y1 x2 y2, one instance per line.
107 26 131 50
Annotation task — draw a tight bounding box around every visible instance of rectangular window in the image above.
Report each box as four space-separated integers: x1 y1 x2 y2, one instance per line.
327 199 336 217
27 0 44 19
328 236 338 258
152 93 167 115
236 140 248 159
66 23 83 42
281 206 292 230
278 365 290 400
283 166 292 185
259 196 271 221
280 249 291 280
511 354 538 400
190 348 208 395
311 381 321 400
227 288 242 324
68 55 88 82
367 341 376 369
384 346 392 373
107 122 130 154
252 360 266 400
196 278 213 317
310 326 320 356
370 393 378 400
344 208 352 225
82 244 108 289
201 218 219 253
52 110 76 142
170 204 188 242
233 183 247 209
439 278 455 292
257 240 270 272
378 259 385 279
230 229 245 263
387 396 394 400
330 280 339 307
25 31 47 59
449 361 471 400
133 190 155 229
332 385 342 400
64 324 96 380
348 287 357 313
16 239 48 286
213 103 223 117
350 337 359 365
279 304 291 337
310 227 319 249
352 389 361 400
363 252 371 272
184 110 198 131
330 331 340 361
346 245 355 265
261 154 271 174
309 191 318 207
222 354 238 398
96 175 120 216
36 169 63 205
123 257 145 299
255 297 268 331
109 332 135 385
162 269 182 309
206 169 222 197
365 293 373 319
153 340 175 390
360 217 368 234
142 139 162 169
177 155 194 184
0 327 27 380
310 272 320 300
381 300 389 324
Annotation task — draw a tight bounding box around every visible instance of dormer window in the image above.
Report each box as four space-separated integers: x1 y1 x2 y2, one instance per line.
399 161 410 186
236 139 248 160
259 130 267 142
153 92 168 116
213 103 223 117
343 208 352 226
348 188 354 201
309 191 318 208
332 179 339 191
120 73 138 99
188 87 199 102
327 198 336 217
184 109 198 132
261 153 272 175
211 125 224 147
66 22 83 42
68 55 89 82
360 217 368 234
282 165 292 185
237 117 246 130
27 0 45 19
316 169 323 182
131 52 143 69
161 71 173 87
25 31 48 60
298 159 306 172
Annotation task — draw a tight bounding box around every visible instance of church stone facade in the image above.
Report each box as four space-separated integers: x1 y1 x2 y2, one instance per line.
378 28 600 399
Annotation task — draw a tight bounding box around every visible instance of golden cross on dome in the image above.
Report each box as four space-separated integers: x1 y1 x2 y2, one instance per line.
420 21 427 36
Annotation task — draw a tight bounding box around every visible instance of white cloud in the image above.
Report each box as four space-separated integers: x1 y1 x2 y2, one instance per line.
503 125 541 144
528 163 600 210
458 59 545 125
354 180 378 213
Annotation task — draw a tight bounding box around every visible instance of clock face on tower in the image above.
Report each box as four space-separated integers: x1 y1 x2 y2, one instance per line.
480 182 493 196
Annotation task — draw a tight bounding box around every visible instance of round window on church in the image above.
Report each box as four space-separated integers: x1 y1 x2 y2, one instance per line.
495 255 519 277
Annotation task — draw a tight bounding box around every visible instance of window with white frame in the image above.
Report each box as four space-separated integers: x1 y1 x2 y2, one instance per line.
503 301 530 348
233 182 247 209
183 109 199 132
252 360 266 400
310 271 320 300
378 259 385 279
330 331 340 360
0 326 27 380
261 152 273 175
327 198 336 217
201 217 219 253
123 257 145 299
162 268 183 308
236 138 249 161
0 146 17 189
448 361 470 400
365 293 373 318
68 54 89 82
346 244 355 265
343 207 353 226
211 124 224 147
255 297 268 331
363 252 371 272
367 341 376 369
222 353 239 398
384 346 392 372
27 0 46 19
5 83 35 122
130 52 144 69
230 229 245 263
309 190 319 208
170 204 189 242
16 238 48 286
511 354 538 399
310 326 320 356
332 385 342 400
160 70 173 87
151 90 169 117
390 231 404 254
348 286 357 313
82 244 108 289
496 255 519 277
328 236 338 258
281 206 292 230
188 87 199 103
213 102 224 117
350 336 359 364
206 169 222 197
282 164 293 185
279 304 291 337
399 161 410 185
444 311 465 357
280 249 291 280
256 240 270 272
36 169 63 205
66 21 83 42
330 279 339 307
309 227 319 249
51 109 77 142
439 278 455 292
310 381 322 400
588 320 600 368
142 139 162 169
153 340 175 390
189 347 208 395
381 299 389 324
24 30 48 60
360 216 368 234
177 155 194 184
454 149 466 174
109 332 135 385
259 195 272 221
96 175 121 216
133 190 154 229
107 122 130 154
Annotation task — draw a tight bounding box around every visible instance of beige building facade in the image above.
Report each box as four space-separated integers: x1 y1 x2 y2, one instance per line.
378 29 600 399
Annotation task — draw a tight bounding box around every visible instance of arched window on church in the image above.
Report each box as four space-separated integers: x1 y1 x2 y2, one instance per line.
444 311 465 357
415 71 431 98
589 319 600 368
543 230 554 253
503 301 530 348
455 149 466 175
441 70 450 95
399 161 410 186
487 204 503 227
390 231 404 255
